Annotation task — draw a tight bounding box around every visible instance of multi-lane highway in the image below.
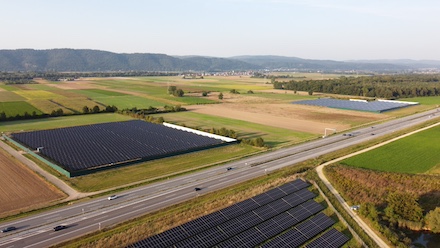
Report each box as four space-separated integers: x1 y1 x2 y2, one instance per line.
0 108 439 248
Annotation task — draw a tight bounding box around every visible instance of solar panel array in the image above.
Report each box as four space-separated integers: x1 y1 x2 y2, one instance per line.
128 179 349 248
292 98 414 112
305 228 350 248
11 120 227 172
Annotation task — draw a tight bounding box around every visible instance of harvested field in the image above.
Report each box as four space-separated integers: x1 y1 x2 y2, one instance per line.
0 147 65 217
188 93 387 134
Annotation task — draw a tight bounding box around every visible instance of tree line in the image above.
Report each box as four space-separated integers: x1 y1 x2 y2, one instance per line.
273 74 440 98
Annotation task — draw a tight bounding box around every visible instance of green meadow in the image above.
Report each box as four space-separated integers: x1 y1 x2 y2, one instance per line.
0 113 133 132
342 124 440 174
160 111 316 147
0 102 43 117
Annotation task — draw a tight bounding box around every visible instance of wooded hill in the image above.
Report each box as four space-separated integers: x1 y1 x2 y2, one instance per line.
1 49 440 72
0 49 258 72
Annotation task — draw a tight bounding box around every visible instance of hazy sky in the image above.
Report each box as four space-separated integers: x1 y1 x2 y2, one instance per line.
2 0 439 60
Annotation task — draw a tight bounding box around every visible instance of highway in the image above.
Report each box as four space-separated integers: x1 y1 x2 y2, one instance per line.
0 108 439 248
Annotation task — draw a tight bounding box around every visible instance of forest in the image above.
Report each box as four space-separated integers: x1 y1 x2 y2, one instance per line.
273 74 440 99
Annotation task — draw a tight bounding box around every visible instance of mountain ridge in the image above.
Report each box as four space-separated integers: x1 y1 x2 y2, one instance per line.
0 49 439 72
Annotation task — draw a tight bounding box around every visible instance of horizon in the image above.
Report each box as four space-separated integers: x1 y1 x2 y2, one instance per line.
3 48 440 62
2 1 440 61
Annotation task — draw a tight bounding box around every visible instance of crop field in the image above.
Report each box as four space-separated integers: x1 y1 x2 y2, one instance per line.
75 89 128 97
342 124 440 174
93 95 168 109
0 147 65 217
28 99 74 114
51 97 103 112
0 91 26 102
0 84 20 91
161 111 315 147
0 102 43 117
14 90 60 100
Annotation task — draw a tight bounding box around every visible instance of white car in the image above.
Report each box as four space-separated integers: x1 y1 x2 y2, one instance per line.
107 195 118 200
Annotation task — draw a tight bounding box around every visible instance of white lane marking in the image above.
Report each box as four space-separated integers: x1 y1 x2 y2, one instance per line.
93 215 109 221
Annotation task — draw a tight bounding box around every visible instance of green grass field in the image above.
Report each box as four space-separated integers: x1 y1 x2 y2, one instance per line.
74 89 127 98
93 95 167 109
161 111 316 147
0 102 43 117
401 96 440 105
0 113 133 132
341 124 440 174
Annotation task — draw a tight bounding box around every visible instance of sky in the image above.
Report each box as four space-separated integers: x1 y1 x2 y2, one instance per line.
1 0 440 60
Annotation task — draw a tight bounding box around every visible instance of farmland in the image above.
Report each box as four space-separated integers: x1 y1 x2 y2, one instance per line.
0 75 432 197
341 124 440 174
0 146 65 218
0 102 43 117
0 113 133 133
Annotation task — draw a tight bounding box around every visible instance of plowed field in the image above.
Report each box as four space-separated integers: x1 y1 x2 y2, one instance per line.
0 148 65 217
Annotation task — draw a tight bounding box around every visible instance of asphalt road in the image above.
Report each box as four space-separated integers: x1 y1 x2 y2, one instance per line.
0 108 439 248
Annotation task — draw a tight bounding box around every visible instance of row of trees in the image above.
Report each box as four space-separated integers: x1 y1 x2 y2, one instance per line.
273 74 440 98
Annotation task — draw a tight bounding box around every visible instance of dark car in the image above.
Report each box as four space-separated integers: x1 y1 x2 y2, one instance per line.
53 225 67 231
226 167 233 171
194 187 202 191
1 226 16 233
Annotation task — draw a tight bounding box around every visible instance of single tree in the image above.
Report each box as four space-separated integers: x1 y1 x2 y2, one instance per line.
218 92 223 100
92 105 100 113
82 106 90 114
426 207 440 233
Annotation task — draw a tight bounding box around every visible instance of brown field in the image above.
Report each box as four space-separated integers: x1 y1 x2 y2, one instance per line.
0 148 65 217
189 92 388 134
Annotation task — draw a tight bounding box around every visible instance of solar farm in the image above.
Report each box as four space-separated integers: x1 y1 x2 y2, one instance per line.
11 120 236 177
292 98 418 113
128 179 349 248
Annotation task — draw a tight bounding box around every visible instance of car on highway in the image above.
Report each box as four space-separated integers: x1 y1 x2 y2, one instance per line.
107 195 118 200
194 187 202 191
1 226 16 233
53 225 67 231
226 167 233 171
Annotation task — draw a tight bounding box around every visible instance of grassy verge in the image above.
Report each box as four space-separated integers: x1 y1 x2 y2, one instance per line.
67 144 260 192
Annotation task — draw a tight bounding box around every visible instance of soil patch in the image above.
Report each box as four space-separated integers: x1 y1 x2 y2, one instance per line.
0 148 65 217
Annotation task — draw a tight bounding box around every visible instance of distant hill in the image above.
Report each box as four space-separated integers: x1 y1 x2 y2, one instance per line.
0 49 259 72
0 49 439 72
230 55 414 72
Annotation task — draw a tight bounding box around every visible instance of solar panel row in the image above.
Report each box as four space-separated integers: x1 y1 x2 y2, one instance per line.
305 228 350 248
12 120 226 172
261 212 335 248
172 190 317 247
292 98 414 112
216 200 324 248
127 179 311 248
